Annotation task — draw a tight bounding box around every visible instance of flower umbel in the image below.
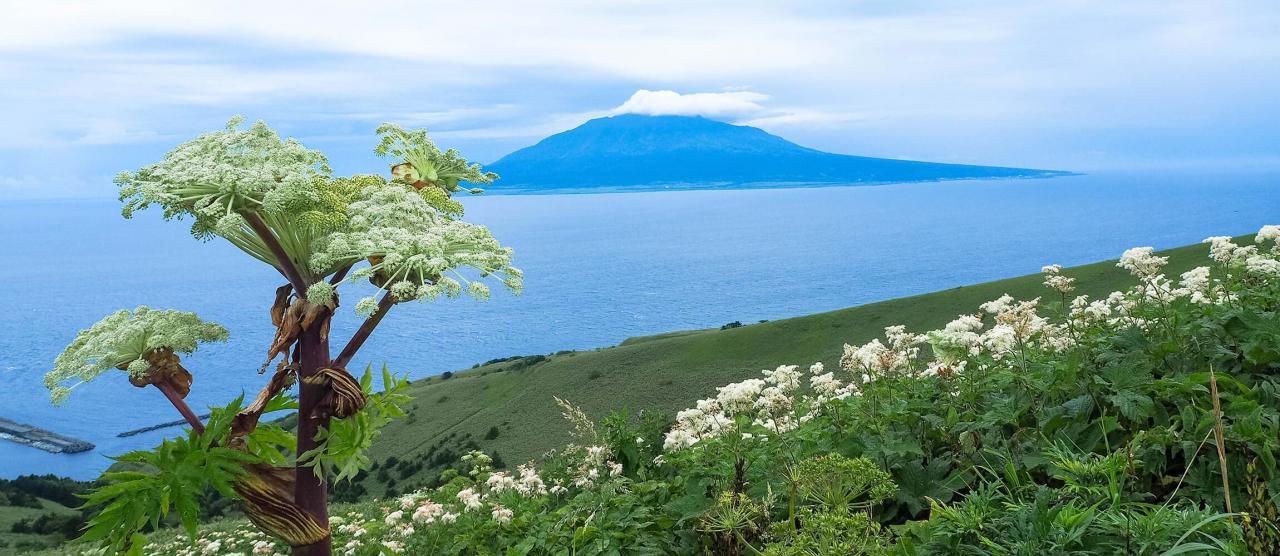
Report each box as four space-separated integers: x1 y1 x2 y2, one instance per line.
46 307 227 404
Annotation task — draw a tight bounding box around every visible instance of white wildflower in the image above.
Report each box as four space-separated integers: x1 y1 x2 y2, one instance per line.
412 501 444 523
715 379 766 413
491 505 513 525
516 464 548 496
980 294 1016 315
1118 247 1168 279
457 487 483 512
1204 236 1240 263
1042 263 1075 294
1257 225 1280 246
762 364 803 392
384 510 404 526
486 471 517 494
1246 255 1280 276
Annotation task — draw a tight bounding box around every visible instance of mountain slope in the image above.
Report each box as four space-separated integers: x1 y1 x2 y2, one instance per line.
356 237 1237 496
484 114 1068 191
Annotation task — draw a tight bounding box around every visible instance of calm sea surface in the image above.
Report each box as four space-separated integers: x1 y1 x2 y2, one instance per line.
2 172 1278 478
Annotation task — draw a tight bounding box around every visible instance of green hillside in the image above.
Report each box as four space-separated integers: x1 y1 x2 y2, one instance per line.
0 500 77 554
354 237 1237 496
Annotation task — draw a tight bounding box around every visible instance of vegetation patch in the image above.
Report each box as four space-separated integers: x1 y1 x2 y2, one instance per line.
34 227 1280 554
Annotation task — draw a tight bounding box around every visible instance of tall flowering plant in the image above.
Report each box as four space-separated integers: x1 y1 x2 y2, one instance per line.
45 118 520 556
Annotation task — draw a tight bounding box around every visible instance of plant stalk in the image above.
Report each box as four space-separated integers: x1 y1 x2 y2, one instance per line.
328 263 354 285
153 382 205 435
332 293 396 368
294 309 333 556
1208 366 1233 514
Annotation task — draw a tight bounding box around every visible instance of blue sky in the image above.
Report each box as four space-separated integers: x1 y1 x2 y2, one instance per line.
2 0 1278 199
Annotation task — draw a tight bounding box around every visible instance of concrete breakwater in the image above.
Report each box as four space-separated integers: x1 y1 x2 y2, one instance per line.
0 417 94 454
117 413 210 437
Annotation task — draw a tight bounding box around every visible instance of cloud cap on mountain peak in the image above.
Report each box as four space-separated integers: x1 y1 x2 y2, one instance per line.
610 90 768 118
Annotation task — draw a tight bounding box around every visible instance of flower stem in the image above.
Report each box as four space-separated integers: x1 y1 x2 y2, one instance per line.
332 293 396 368
153 382 205 435
1208 366 1233 514
328 263 354 285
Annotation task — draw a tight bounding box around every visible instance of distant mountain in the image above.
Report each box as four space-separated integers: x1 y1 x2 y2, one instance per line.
484 114 1068 191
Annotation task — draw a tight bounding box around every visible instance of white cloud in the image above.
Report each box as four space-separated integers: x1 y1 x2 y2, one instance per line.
1 0 1279 199
610 90 769 117
607 91 879 135
72 119 172 146
433 110 611 140
326 106 521 128
736 110 881 130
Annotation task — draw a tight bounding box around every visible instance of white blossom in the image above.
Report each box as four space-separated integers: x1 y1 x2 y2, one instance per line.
1042 263 1076 294
1118 247 1168 279
1203 236 1240 263
1257 225 1280 246
457 487 483 512
46 307 227 404
491 505 513 525
412 501 444 523
1246 255 1280 276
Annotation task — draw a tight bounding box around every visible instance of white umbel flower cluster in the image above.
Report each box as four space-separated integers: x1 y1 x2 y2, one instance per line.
116 116 330 237
310 180 522 314
1118 247 1169 279
1257 225 1280 246
663 364 813 451
115 118 520 315
45 307 227 404
840 325 923 382
1042 264 1075 294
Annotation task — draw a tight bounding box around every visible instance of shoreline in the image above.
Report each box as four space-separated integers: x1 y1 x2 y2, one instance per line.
476 172 1080 196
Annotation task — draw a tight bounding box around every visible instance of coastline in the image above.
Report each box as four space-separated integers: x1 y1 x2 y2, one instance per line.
476 172 1080 196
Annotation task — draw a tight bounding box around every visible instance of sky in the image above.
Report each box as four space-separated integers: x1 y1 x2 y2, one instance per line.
1 0 1278 200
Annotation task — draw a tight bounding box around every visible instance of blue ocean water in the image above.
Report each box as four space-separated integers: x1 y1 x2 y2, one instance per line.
2 171 1277 479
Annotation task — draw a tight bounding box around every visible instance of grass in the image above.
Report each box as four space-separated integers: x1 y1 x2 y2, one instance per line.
0 499 77 555
356 237 1234 495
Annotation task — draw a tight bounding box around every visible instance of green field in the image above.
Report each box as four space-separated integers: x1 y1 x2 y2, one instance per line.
355 237 1235 496
0 499 78 554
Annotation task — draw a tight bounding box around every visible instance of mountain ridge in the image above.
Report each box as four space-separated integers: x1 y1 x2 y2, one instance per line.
484 114 1070 191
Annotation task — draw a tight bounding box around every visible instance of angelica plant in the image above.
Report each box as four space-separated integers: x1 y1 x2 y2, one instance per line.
46 307 228 405
50 117 519 556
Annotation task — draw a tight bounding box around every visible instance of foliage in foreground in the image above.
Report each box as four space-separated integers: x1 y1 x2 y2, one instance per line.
55 226 1280 555
42 118 520 555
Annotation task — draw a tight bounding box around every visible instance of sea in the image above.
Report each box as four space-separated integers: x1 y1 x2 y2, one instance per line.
2 171 1278 479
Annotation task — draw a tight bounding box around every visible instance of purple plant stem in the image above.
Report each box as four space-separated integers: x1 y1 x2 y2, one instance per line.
332 293 396 369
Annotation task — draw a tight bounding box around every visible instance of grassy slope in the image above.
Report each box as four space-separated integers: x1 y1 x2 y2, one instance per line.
0 499 76 554
364 237 1240 493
